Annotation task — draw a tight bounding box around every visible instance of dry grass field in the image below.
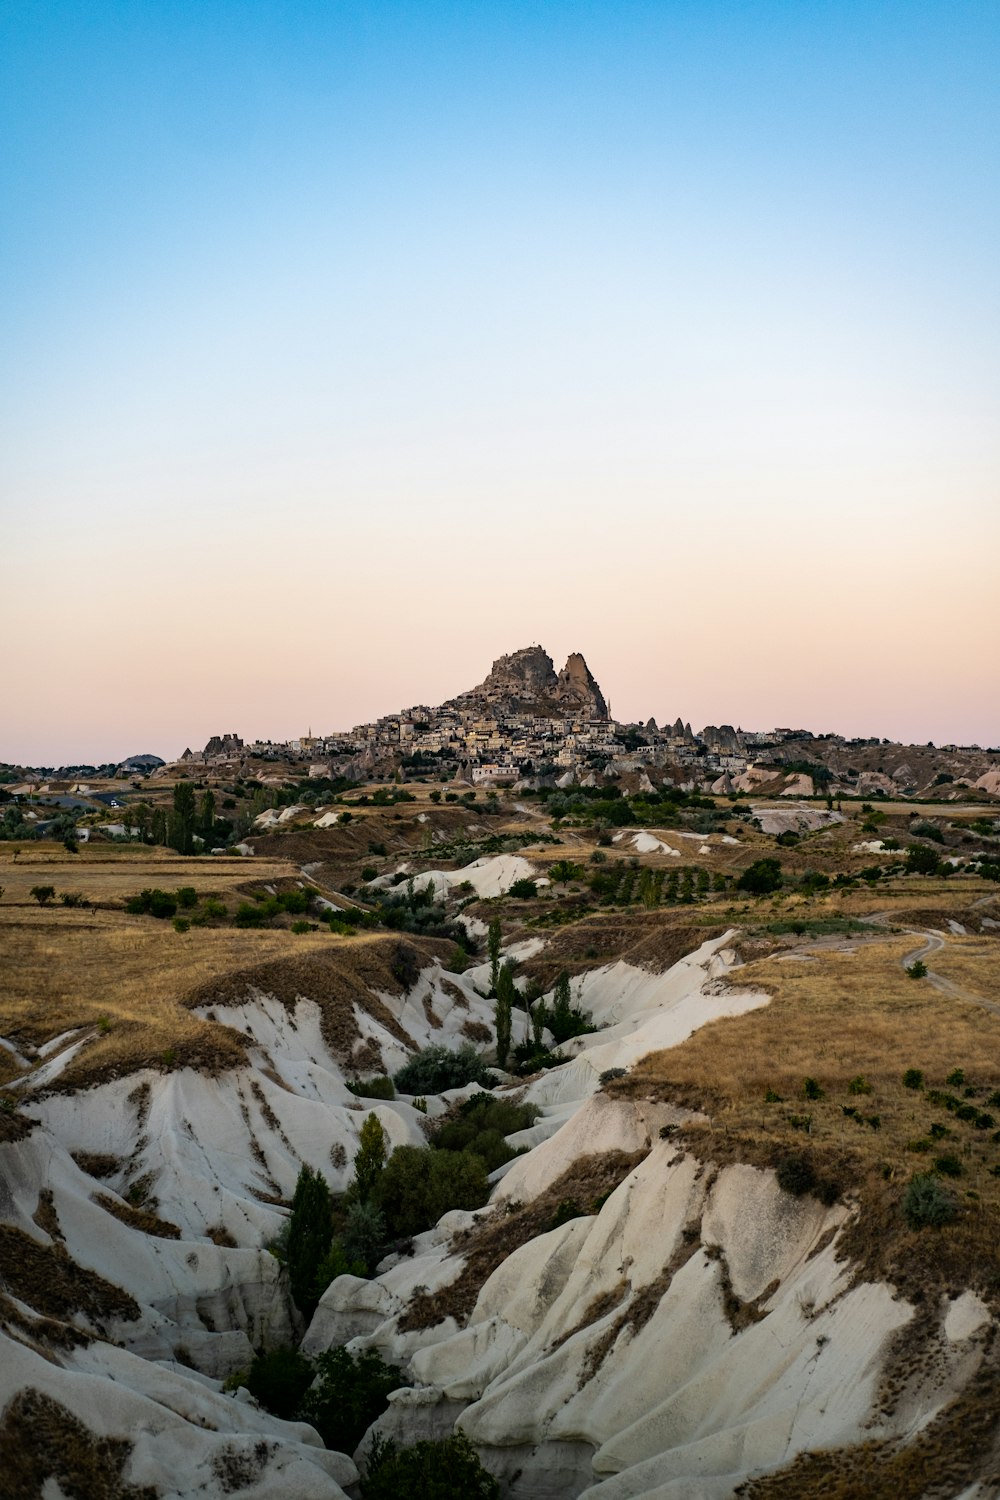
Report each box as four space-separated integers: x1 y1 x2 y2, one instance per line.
0 843 382 1090
610 924 1000 1300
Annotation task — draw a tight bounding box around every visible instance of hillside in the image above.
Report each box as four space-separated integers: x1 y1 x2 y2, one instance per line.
1 785 998 1497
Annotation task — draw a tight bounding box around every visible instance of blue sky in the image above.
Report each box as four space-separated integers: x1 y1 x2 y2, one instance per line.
2 2 998 761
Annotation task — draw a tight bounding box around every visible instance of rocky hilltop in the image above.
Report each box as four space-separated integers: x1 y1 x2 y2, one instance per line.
459 645 608 720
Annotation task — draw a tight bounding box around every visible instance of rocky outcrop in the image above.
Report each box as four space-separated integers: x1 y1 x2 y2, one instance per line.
463 646 608 720
554 653 609 719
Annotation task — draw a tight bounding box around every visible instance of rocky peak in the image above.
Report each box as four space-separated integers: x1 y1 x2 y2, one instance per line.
464 645 608 719
554 652 608 718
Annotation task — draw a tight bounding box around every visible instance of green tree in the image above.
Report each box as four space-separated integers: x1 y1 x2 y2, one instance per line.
374 1146 489 1238
169 782 197 855
341 1199 386 1273
353 1112 388 1202
552 971 572 1033
286 1164 333 1317
906 843 941 876
199 788 216 840
362 1431 499 1499
531 997 545 1049
30 885 55 906
134 802 152 843
736 858 783 895
494 962 514 1070
150 807 168 845
300 1346 403 1456
487 917 502 995
242 1347 315 1421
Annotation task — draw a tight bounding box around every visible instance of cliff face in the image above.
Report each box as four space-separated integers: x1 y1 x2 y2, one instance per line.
468 645 608 719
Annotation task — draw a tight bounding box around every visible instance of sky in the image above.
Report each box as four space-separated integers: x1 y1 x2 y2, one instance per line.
2 0 998 764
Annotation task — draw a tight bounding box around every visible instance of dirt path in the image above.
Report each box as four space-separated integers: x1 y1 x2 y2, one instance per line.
899 930 1000 1016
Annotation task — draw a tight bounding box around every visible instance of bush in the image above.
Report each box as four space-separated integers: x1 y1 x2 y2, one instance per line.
431 1094 540 1171
30 885 56 906
175 886 198 909
242 1347 315 1421
507 878 538 899
389 941 421 988
847 1076 871 1095
736 859 782 895
234 901 268 928
124 887 177 919
906 960 928 979
362 1431 499 1500
313 1239 367 1291
934 1154 963 1178
902 1068 925 1090
301 1346 402 1456
374 1145 489 1238
172 916 190 933
393 1044 494 1096
347 1076 395 1100
802 1077 824 1100
776 1154 817 1196
902 1172 958 1228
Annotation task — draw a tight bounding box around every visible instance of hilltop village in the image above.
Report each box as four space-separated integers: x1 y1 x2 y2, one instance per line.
168 644 998 803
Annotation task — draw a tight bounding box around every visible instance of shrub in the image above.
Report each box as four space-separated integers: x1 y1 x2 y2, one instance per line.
934 1154 963 1178
313 1239 367 1292
175 886 198 909
234 901 268 928
291 920 313 934
389 941 421 989
341 1199 386 1272
946 1068 966 1087
242 1347 315 1421
507 878 538 899
361 865 378 882
347 1075 395 1100
847 1076 872 1095
906 960 928 979
776 1154 817 1196
301 1346 402 1456
902 1173 958 1228
432 1093 539 1171
125 887 179 919
374 1145 489 1238
393 1044 494 1096
30 885 56 906
802 1077 824 1100
736 858 782 895
172 916 190 933
361 1432 499 1500
902 1068 925 1090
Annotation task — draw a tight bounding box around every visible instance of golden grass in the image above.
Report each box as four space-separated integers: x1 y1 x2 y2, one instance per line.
926 936 1000 1003
609 931 1000 1300
0 844 429 1091
0 842 294 905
